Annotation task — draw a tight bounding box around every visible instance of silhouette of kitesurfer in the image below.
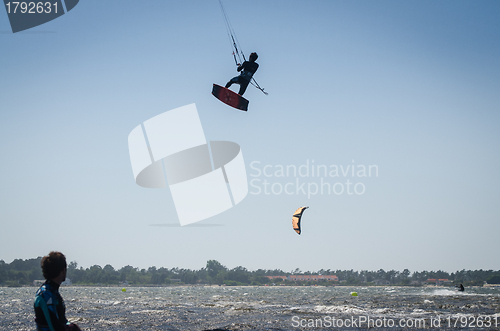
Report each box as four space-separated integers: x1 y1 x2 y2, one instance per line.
456 283 464 292
225 52 259 96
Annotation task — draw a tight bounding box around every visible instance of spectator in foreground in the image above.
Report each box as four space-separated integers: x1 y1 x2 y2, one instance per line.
34 251 81 331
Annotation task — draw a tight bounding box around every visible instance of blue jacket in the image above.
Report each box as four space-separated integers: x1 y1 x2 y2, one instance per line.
34 280 68 331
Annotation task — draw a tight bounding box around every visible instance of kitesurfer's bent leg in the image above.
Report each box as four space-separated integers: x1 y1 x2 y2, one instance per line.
226 76 250 96
238 78 250 96
225 76 239 89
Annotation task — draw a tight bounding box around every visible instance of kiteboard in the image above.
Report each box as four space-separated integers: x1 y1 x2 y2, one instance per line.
212 84 249 111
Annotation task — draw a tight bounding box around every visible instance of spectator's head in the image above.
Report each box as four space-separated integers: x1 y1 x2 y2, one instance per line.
41 251 67 280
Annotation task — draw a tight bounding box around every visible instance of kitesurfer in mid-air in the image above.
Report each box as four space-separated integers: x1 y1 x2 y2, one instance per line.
225 52 259 96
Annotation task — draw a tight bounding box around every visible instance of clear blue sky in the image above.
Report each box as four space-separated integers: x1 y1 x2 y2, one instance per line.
1 0 499 273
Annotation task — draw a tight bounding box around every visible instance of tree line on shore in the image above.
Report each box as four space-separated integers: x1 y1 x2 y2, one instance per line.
1 257 500 287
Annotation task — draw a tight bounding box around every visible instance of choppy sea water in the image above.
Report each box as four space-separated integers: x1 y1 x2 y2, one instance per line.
1 286 499 330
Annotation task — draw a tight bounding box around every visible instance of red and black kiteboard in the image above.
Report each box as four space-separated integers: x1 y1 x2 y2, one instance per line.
212 84 249 111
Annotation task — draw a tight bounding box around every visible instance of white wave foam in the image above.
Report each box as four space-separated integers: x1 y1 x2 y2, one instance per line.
430 289 459 296
411 308 431 315
97 319 123 325
314 305 366 315
131 309 165 314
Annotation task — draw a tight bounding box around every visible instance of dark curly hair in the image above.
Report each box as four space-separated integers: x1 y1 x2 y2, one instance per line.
41 251 67 280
